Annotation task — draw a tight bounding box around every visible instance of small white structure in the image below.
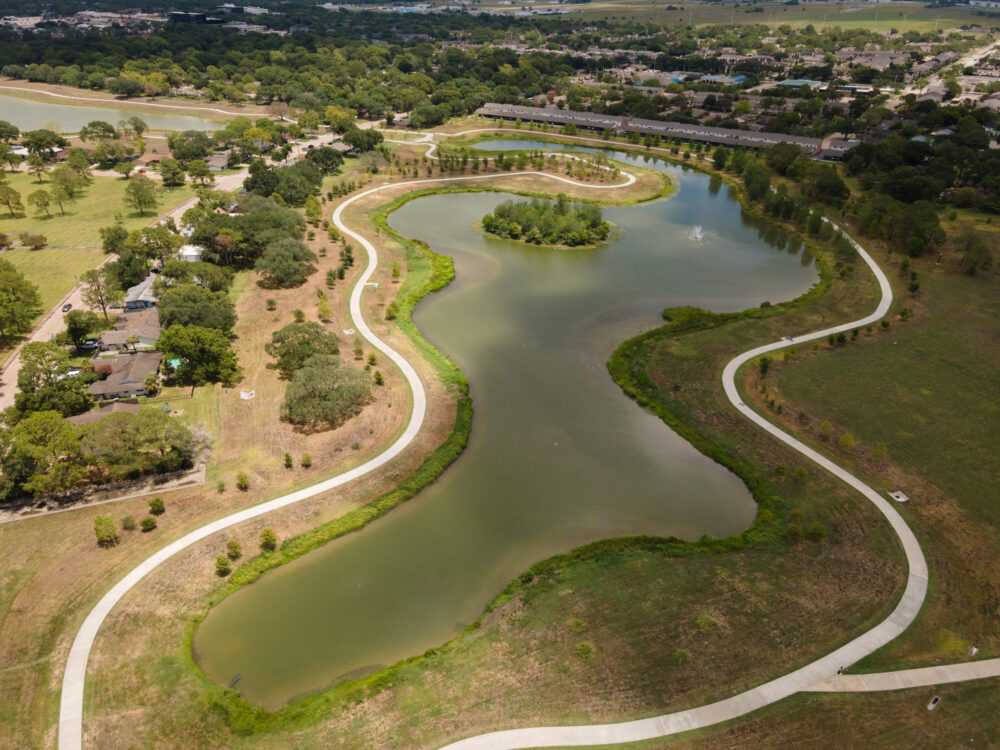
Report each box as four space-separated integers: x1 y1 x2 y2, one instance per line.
888 491 909 503
177 244 204 263
240 390 256 400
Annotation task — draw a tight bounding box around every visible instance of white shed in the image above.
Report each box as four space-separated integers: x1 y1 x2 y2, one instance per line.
177 244 204 263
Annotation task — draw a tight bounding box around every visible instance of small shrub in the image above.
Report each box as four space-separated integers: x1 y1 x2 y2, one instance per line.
236 472 250 491
367 353 376 366
259 527 278 551
671 648 691 665
567 618 586 634
573 641 595 659
148 497 165 515
301 453 312 468
385 301 399 320
226 539 242 560
819 421 833 441
696 613 717 635
792 466 808 482
872 442 888 462
283 452 293 469
373 370 384 386
353 341 363 360
292 308 305 323
786 522 804 541
94 515 118 547
773 463 786 479
266 298 277 311
758 356 771 377
216 480 226 493
140 516 157 533
391 261 401 281
838 432 856 451
121 514 136 531
806 521 828 542
215 555 232 576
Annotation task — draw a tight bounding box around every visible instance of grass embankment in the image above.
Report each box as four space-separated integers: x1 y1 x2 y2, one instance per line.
1 245 102 311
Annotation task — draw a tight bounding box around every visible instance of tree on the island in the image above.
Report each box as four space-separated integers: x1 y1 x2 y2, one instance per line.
159 157 186 187
0 184 24 217
27 190 52 217
157 324 240 387
80 267 124 322
124 174 158 216
0 259 42 344
265 321 340 378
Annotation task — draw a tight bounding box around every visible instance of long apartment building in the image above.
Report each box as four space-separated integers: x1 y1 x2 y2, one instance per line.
475 103 832 156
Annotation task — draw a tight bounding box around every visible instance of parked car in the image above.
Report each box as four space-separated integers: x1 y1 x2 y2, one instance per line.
62 303 72 312
80 339 98 350
109 302 124 309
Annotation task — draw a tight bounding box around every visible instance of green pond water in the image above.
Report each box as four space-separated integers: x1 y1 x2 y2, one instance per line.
0 92 221 132
193 144 818 709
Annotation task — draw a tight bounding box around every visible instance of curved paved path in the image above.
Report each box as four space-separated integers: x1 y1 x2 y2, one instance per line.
811 658 1000 692
436 223 932 749
57 163 636 750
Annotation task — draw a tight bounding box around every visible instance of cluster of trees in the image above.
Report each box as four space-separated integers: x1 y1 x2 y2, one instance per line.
0 407 207 501
187 194 316 287
482 194 610 246
244 158 323 207
265 321 371 431
0 258 42 344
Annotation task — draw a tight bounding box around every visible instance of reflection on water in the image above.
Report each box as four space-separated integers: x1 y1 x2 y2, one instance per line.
193 143 818 709
0 92 221 132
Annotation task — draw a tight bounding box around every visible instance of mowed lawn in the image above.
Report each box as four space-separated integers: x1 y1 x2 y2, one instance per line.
0 171 195 248
775 269 1000 527
1 245 103 310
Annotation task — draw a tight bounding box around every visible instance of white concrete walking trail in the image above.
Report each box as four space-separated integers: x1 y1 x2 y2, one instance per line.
55 134 998 750
56 162 635 750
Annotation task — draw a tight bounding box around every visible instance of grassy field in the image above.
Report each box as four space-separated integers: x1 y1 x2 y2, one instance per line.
0 245 103 311
559 0 999 30
0 172 195 248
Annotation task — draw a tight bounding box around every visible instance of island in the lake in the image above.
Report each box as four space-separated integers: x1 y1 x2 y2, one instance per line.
481 194 612 247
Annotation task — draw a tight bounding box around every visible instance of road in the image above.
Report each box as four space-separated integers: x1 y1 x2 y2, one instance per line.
0 132 336 410
56 154 640 750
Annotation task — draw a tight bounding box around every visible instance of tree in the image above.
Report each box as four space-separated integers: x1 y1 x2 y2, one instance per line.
226 539 242 560
140 516 157 532
124 174 158 216
265 321 340 378
113 161 135 179
281 353 372 431
305 146 344 175
0 143 20 173
66 148 91 176
14 341 93 418
157 324 240 386
304 194 321 224
765 142 801 176
64 309 102 346
49 184 71 215
0 411 87 497
0 184 23 217
0 120 19 143
159 157 186 187
21 129 68 159
0 258 42 343
255 239 316 288
27 154 48 182
127 116 148 138
99 222 129 255
94 515 118 547
838 432 857 451
324 106 355 133
236 471 250 491
215 555 232 576
107 77 143 97
712 147 729 171
342 127 384 153
80 267 124 322
148 497 165 515
187 159 213 186
27 189 51 217
158 283 237 333
79 120 117 142
166 130 211 162
259 527 277 551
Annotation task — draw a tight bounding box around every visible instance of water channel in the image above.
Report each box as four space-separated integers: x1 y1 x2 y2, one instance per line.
0 91 222 132
193 143 819 709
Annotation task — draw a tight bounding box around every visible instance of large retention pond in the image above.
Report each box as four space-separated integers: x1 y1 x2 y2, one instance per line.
193 143 819 709
0 91 221 132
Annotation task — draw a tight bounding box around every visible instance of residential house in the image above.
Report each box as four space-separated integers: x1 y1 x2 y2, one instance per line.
177 244 203 263
97 307 160 352
89 352 162 401
124 274 158 310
